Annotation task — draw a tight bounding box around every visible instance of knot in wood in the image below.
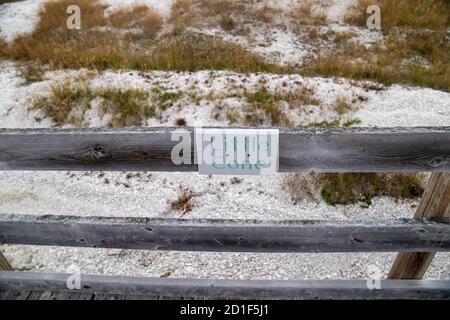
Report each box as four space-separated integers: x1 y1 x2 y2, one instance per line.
89 145 109 160
429 157 443 168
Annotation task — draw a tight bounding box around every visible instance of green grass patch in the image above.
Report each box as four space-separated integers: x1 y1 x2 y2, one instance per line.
284 172 426 207
33 84 153 127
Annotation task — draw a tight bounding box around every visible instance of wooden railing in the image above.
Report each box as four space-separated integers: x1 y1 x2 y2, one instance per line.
0 127 449 299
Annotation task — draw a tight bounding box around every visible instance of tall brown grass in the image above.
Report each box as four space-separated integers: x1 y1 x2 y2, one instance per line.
302 29 450 91
345 0 450 29
133 33 279 73
36 0 107 34
109 5 163 37
2 0 278 73
5 0 122 69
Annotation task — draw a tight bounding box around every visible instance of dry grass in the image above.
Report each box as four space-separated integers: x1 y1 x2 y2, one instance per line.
291 0 327 26
2 0 278 74
175 118 187 126
3 0 448 92
150 87 184 110
345 0 450 29
8 30 127 69
33 83 152 127
135 32 280 73
334 96 353 115
302 29 450 91
211 85 321 127
109 5 163 37
333 31 357 44
241 86 319 126
170 187 193 212
33 83 94 126
0 37 9 57
284 173 426 206
4 1 160 70
97 89 150 127
170 0 277 33
34 0 107 35
302 0 449 91
170 0 245 32
5 0 125 69
20 62 46 83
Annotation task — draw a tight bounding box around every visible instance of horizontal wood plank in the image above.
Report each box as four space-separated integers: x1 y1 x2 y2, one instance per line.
1 272 449 299
0 127 449 172
1 214 450 253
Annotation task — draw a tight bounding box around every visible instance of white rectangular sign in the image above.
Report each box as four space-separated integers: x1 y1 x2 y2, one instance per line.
195 128 279 175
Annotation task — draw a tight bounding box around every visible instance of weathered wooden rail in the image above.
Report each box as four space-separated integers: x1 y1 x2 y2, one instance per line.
0 127 449 172
0 127 449 300
1 272 450 300
1 215 450 253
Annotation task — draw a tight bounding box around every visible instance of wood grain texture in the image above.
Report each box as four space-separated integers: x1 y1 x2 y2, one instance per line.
0 252 12 271
1 214 450 253
1 272 449 299
389 173 450 279
0 127 449 172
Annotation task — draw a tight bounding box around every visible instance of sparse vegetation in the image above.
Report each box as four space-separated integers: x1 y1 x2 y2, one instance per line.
0 37 8 56
302 29 450 91
319 173 425 206
342 118 362 127
33 83 152 127
309 117 362 128
309 119 341 127
211 85 322 127
311 0 450 91
137 32 281 73
345 0 450 30
2 0 279 74
242 86 320 126
284 173 426 206
151 87 183 110
175 118 187 126
334 96 353 115
5 0 123 70
170 0 278 33
333 31 357 44
170 187 193 212
19 62 46 83
109 4 163 37
290 0 327 26
97 89 150 127
33 84 94 126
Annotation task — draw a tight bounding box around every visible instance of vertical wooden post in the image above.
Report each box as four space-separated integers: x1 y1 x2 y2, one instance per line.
388 173 450 279
0 252 12 271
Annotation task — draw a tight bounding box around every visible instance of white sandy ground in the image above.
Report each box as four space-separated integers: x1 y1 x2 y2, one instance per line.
327 0 356 24
0 169 449 280
102 0 173 16
1 60 449 129
0 0 449 281
0 0 49 42
0 60 449 280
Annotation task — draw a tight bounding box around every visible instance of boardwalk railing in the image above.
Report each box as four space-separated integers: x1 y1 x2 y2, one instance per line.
0 127 449 299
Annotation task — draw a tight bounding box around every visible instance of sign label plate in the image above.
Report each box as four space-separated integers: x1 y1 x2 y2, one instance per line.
195 128 279 175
